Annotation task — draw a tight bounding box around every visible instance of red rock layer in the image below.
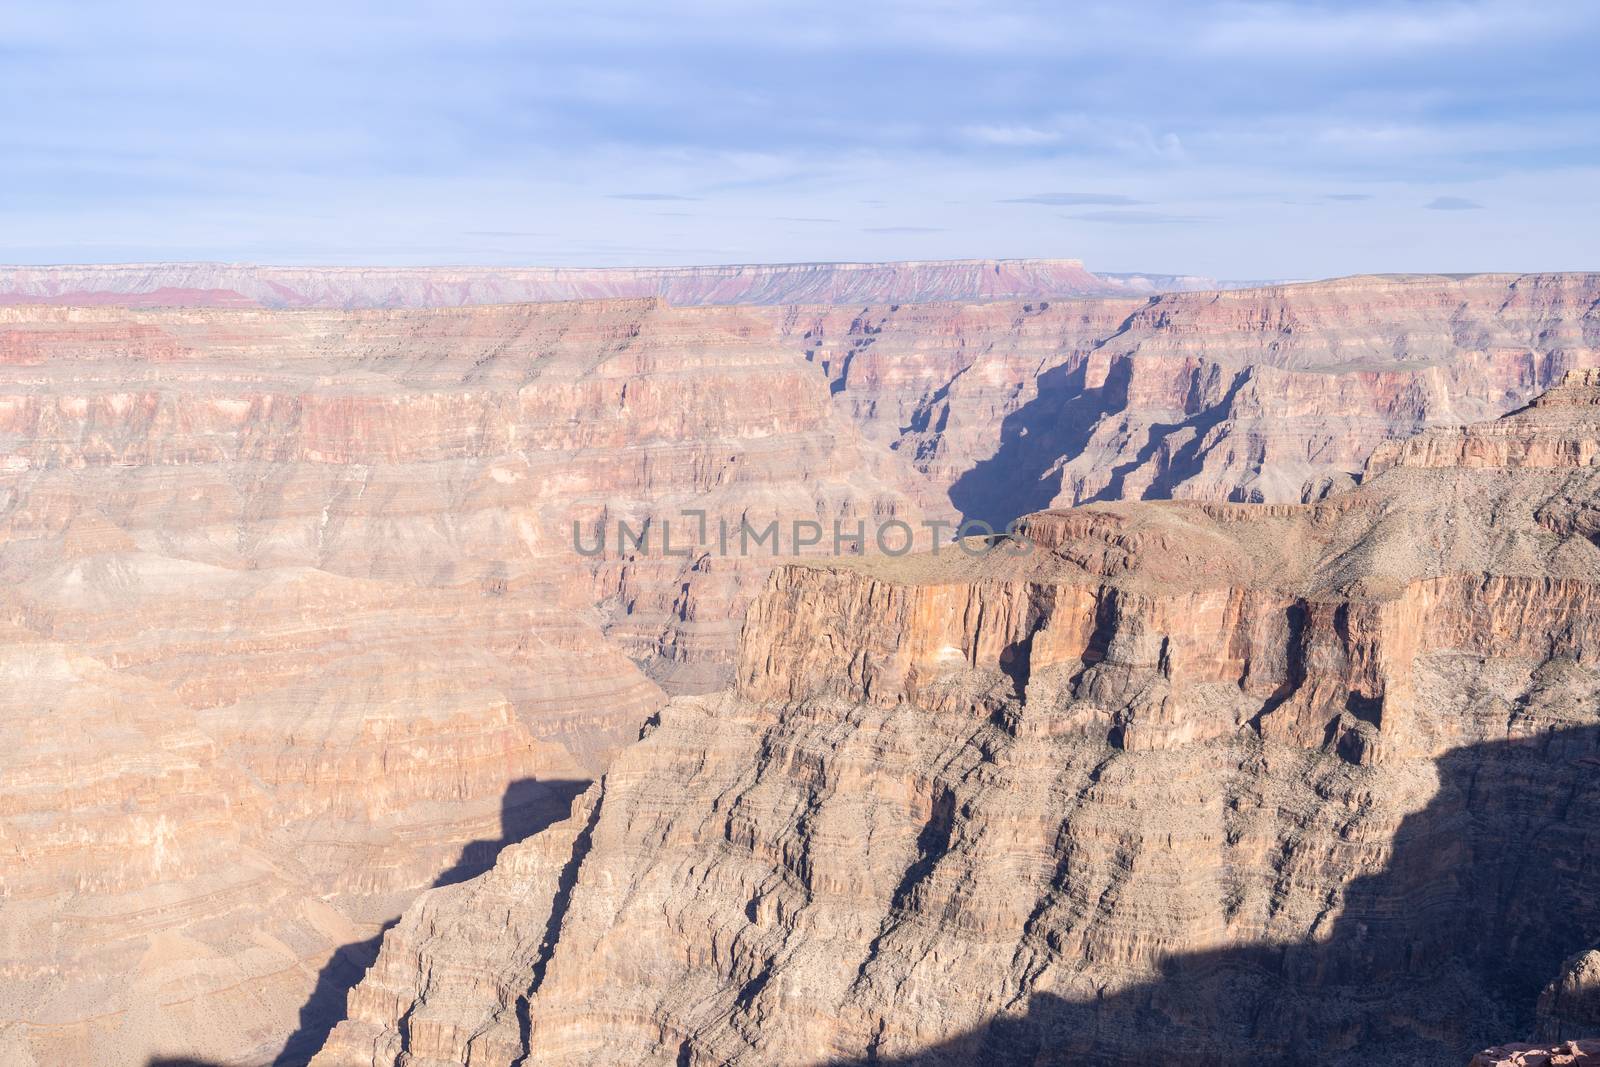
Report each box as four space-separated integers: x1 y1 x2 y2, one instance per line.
7 271 1600 1064
755 271 1600 521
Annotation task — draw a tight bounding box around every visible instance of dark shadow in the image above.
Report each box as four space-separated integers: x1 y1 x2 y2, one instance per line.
270 925 390 1067
948 358 1133 531
270 776 590 1067
815 724 1600 1066
993 587 1061 703
153 729 1600 1067
1252 601 1308 727
429 777 591 889
1085 368 1250 504
528 786 603 993
945 345 1267 529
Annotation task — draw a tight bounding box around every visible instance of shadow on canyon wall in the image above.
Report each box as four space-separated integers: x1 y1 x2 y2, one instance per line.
427 777 591 889
147 727 1600 1066
145 777 588 1067
822 723 1600 1066
265 775 589 1067
946 354 1265 530
1080 368 1251 505
947 360 1121 531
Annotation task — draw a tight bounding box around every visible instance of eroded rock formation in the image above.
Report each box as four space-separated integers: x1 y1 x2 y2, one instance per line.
1473 1040 1600 1067
6 270 1600 1064
763 272 1600 524
318 373 1600 1066
0 298 913 1064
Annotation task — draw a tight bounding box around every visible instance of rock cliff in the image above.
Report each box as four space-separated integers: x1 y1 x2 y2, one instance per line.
0 298 913 1064
318 373 1600 1066
762 271 1600 524
7 270 1600 1064
1473 1041 1600 1066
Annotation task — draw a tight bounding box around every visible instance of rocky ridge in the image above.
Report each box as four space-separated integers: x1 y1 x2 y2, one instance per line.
0 260 1125 309
318 372 1600 1066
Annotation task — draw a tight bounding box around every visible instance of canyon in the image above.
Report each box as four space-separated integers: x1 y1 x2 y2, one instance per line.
0 264 1597 1064
0 296 914 1064
318 370 1600 1067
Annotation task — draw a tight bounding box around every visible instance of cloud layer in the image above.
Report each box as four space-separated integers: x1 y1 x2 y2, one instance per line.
3 0 1597 276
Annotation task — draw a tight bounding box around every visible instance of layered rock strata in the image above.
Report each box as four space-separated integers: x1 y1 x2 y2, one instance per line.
762 271 1600 521
8 270 1600 1064
319 373 1600 1066
0 297 913 1064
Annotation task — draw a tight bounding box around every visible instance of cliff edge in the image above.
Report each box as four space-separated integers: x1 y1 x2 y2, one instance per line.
316 375 1600 1065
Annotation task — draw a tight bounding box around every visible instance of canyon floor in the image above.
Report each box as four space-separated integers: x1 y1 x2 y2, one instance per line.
0 262 1597 1065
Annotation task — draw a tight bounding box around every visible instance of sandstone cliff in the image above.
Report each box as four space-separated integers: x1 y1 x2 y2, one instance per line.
318 373 1600 1066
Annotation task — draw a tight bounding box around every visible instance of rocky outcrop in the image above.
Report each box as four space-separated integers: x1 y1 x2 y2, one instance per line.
10 270 1600 1065
1536 948 1600 1044
1367 369 1600 474
319 374 1600 1066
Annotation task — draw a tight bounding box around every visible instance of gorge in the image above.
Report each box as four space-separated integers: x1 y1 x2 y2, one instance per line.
314 368 1600 1066
0 264 1597 1065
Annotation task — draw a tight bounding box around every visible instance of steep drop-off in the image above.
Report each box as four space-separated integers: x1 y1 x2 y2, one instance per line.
0 298 914 1065
766 271 1600 523
6 271 1600 1065
319 373 1600 1066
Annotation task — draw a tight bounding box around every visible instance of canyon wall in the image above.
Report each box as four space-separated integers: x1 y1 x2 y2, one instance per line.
0 297 913 1064
4 270 1600 1064
318 373 1600 1066
764 271 1600 523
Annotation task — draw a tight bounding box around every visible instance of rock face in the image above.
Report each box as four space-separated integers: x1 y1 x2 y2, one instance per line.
1536 947 1600 1044
319 374 1600 1066
0 298 914 1064
762 272 1600 524
7 271 1600 1065
0 259 1120 309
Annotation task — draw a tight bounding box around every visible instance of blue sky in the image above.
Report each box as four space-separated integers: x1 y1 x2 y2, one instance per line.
4 0 1598 277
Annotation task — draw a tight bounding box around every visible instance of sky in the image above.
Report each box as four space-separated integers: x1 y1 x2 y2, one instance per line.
4 0 1599 278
